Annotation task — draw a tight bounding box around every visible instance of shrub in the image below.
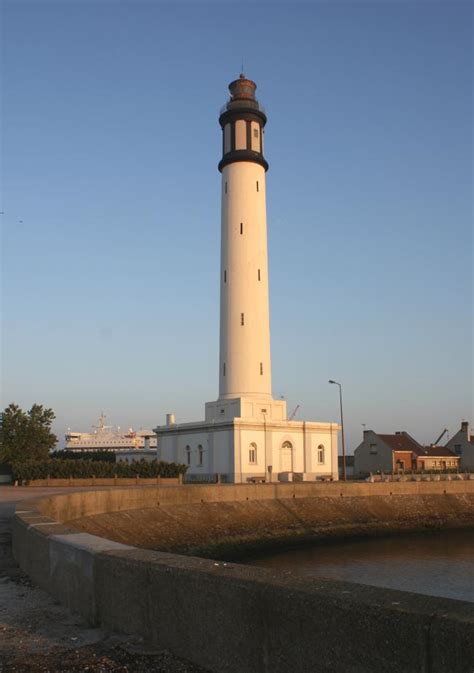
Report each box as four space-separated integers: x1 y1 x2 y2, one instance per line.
10 458 187 481
50 450 116 463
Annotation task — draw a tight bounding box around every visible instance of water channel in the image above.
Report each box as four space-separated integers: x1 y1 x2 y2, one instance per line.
244 529 474 602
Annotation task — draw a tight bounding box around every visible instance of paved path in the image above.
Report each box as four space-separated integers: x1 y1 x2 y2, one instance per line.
0 485 208 673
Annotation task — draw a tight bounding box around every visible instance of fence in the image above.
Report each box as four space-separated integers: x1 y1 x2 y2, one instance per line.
17 476 182 487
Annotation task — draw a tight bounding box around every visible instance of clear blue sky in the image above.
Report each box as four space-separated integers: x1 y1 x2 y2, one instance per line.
2 1 472 451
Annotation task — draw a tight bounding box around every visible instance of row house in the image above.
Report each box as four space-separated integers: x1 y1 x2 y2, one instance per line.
445 421 474 470
354 430 459 476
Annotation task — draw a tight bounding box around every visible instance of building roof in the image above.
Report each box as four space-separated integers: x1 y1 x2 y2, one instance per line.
421 446 458 458
377 433 459 458
377 433 424 456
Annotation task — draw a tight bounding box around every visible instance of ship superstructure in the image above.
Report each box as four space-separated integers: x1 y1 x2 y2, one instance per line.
65 413 157 452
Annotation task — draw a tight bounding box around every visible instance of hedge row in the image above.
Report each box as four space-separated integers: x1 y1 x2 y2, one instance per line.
10 458 188 481
50 450 117 463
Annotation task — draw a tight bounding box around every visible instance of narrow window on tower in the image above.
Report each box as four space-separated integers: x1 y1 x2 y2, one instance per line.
260 362 263 375
223 362 226 376
258 269 261 281
317 445 325 464
240 222 243 235
256 181 259 192
241 313 244 326
225 182 228 194
249 443 257 464
224 270 226 283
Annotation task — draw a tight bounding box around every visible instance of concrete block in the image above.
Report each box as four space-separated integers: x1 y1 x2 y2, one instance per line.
49 533 133 624
142 558 441 673
94 548 155 639
11 515 31 568
22 526 52 589
429 608 474 673
146 556 262 672
11 514 61 589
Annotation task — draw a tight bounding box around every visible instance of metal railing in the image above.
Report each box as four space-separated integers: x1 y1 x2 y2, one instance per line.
219 99 266 116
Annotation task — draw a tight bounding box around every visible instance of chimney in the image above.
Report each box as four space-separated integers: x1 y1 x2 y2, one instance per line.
461 421 470 437
166 413 176 427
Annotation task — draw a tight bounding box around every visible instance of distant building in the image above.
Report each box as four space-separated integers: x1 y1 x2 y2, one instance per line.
116 449 158 464
354 430 459 475
338 455 354 478
415 446 459 471
445 421 474 470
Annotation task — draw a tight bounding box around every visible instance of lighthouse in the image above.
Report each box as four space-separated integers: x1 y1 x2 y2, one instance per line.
155 75 339 483
205 74 286 423
218 74 271 401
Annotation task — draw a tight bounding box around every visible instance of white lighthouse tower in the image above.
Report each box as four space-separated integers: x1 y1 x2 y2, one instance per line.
205 74 287 424
155 75 339 483
219 74 272 401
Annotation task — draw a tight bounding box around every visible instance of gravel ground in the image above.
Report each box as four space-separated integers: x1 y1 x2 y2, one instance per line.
0 487 209 673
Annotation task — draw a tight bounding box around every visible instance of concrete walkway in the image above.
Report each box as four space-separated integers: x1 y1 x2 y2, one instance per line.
0 485 208 673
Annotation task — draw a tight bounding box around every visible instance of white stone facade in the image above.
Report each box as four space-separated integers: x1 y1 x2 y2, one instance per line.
155 417 339 483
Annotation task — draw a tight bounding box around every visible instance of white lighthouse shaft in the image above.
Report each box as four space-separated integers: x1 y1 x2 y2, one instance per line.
217 75 273 402
219 160 272 399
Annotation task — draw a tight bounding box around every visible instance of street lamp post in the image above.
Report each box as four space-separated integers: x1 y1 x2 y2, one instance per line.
329 380 346 481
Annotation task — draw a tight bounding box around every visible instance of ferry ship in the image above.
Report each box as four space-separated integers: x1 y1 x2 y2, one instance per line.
64 413 157 453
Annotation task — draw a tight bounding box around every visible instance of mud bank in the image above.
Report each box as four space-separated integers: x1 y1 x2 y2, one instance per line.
69 491 474 559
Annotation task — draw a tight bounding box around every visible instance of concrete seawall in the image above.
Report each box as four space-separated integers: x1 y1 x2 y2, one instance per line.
12 482 474 673
68 488 474 559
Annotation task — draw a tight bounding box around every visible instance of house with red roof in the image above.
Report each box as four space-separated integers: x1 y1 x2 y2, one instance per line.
416 446 459 471
354 430 459 476
445 421 474 470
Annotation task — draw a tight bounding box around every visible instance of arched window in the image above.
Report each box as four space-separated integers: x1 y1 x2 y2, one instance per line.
198 444 204 466
249 442 257 464
317 444 325 464
280 441 293 472
185 445 191 466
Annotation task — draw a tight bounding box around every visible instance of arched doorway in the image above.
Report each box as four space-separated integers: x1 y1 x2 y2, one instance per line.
280 440 293 472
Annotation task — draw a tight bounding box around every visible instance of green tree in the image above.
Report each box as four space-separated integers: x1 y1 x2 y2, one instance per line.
0 403 57 465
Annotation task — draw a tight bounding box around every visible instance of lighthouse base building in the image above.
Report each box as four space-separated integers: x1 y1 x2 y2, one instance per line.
154 74 339 483
155 403 339 484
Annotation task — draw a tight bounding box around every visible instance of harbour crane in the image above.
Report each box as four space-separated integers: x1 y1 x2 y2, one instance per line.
432 428 449 446
289 405 300 421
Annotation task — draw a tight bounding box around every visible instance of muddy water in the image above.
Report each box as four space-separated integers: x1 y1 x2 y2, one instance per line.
245 529 474 602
